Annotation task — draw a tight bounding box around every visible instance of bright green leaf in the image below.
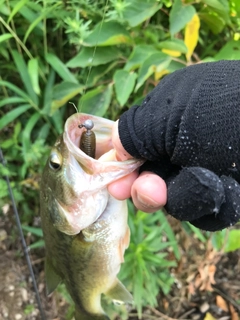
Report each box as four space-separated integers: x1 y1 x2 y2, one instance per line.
124 45 159 71
224 230 240 252
0 33 12 43
46 53 78 84
122 0 162 27
7 0 28 22
199 11 225 34
51 82 84 114
78 84 113 116
0 104 31 130
28 58 40 95
11 50 38 105
214 40 240 60
113 70 137 106
170 0 196 36
83 21 132 47
67 46 121 68
136 53 171 91
201 0 230 22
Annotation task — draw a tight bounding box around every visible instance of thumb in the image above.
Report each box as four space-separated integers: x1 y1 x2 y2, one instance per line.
111 120 133 161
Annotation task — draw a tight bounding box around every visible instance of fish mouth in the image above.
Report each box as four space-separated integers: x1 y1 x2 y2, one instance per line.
58 113 143 235
64 113 143 186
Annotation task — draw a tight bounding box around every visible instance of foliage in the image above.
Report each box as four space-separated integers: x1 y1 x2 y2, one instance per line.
0 0 240 318
119 204 178 317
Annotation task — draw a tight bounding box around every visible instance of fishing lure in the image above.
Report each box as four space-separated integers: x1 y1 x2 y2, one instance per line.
78 119 96 159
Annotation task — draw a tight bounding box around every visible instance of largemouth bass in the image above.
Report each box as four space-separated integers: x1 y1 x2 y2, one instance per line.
40 113 142 319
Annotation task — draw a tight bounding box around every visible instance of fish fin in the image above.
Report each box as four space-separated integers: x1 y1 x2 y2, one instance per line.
118 227 130 263
75 309 110 320
45 257 62 295
105 279 133 304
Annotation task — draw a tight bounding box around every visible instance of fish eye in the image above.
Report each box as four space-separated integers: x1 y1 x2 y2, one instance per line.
49 152 62 170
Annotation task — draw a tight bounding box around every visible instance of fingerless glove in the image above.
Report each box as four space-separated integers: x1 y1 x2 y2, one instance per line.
118 60 240 231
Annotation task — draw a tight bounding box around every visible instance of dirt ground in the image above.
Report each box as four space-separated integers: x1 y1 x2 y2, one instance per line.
0 210 239 320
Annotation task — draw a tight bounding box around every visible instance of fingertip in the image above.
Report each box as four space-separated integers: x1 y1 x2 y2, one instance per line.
131 171 167 213
108 171 139 200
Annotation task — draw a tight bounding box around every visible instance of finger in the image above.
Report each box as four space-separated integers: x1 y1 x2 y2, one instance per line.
131 171 167 213
108 170 139 200
111 120 133 161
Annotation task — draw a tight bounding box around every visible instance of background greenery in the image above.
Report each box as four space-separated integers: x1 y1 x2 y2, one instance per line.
0 0 240 319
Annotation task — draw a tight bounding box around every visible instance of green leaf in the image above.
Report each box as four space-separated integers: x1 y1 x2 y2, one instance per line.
43 69 55 114
199 11 225 34
22 225 43 237
224 230 240 252
28 58 40 95
157 39 188 53
45 53 78 84
51 82 84 114
85 61 119 87
214 40 240 60
29 239 45 249
201 0 230 22
170 0 196 36
78 84 113 116
0 81 30 102
23 3 60 43
67 46 121 68
0 104 31 130
136 52 171 91
12 50 38 105
7 0 28 22
187 222 207 243
83 21 132 47
0 33 12 43
122 0 162 27
19 5 43 30
22 112 41 154
0 97 27 108
124 45 159 71
113 70 137 106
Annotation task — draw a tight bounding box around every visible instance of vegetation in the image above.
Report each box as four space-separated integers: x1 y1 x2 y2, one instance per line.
0 0 240 319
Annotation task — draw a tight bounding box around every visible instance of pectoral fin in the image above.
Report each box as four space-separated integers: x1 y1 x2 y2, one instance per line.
105 279 133 304
45 257 62 295
118 227 130 263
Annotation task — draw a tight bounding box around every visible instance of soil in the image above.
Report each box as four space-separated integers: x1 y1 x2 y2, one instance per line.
0 208 239 320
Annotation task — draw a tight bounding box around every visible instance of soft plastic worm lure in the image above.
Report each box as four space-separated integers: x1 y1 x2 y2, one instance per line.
78 119 96 159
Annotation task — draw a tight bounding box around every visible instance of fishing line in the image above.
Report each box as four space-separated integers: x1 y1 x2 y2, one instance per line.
78 0 110 112
0 148 46 320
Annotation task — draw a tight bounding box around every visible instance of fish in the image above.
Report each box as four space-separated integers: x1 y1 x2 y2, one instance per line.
40 113 142 319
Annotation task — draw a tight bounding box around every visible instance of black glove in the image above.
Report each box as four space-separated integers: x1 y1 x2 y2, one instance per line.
118 60 240 231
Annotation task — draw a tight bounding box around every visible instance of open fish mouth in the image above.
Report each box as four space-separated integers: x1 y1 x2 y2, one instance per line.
54 113 142 235
64 113 143 188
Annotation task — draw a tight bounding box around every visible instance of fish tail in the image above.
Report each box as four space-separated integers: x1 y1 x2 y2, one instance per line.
75 308 110 320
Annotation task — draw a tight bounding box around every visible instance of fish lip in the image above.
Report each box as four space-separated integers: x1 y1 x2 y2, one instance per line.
64 113 144 183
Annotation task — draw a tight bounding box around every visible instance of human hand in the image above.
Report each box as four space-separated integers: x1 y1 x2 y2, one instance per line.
108 121 167 213
108 61 240 231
